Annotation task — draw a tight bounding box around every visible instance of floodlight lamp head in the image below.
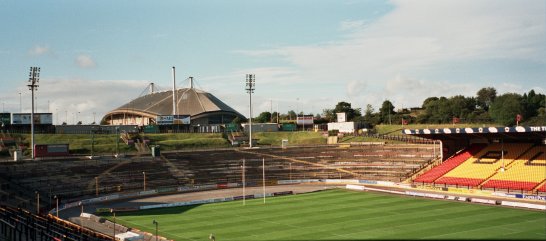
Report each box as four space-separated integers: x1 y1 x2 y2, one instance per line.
245 74 255 93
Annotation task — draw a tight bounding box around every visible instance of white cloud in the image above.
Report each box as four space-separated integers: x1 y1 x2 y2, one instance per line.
234 0 545 112
23 78 151 124
340 19 368 31
28 45 50 56
75 54 97 68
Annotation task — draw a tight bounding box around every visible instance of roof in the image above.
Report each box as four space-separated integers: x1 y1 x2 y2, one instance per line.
403 126 546 142
105 88 245 119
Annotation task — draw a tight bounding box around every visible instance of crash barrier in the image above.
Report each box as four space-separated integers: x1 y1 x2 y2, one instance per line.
52 178 543 216
140 191 293 210
346 184 546 211
50 179 410 214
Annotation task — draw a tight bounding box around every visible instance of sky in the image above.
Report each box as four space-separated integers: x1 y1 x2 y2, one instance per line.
0 0 544 125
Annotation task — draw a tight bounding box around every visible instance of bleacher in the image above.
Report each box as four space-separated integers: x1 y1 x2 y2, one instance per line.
481 146 546 191
161 144 436 185
0 157 178 212
0 205 112 241
414 144 485 183
415 142 546 192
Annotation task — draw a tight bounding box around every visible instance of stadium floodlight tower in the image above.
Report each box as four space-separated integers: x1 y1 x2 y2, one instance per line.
172 66 177 116
28 67 40 160
245 74 255 148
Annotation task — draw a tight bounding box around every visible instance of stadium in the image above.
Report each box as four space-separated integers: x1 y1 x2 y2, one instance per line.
0 121 545 240
2 1 546 240
102 78 246 128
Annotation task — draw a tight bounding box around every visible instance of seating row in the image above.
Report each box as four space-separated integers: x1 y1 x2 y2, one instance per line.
416 143 546 192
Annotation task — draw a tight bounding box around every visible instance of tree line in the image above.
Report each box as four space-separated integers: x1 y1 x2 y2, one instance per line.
246 87 545 126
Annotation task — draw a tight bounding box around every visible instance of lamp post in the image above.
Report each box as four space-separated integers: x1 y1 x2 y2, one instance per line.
111 209 116 240
245 74 255 148
35 191 40 215
54 195 59 217
115 127 120 157
143 171 146 191
289 162 292 180
242 158 246 206
95 177 99 196
18 92 21 113
91 129 95 158
262 157 266 204
28 67 40 160
152 219 158 241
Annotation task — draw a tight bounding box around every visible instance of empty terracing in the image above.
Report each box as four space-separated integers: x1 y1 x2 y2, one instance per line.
0 143 436 212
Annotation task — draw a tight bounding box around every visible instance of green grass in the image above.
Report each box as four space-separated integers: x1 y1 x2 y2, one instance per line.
103 189 546 240
254 132 326 145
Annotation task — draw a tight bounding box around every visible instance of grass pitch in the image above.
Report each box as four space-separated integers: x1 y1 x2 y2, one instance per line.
104 189 546 240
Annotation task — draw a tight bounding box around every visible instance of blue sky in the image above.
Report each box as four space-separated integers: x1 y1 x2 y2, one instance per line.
0 0 544 124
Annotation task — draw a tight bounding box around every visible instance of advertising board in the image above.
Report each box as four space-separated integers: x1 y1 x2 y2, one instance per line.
34 144 70 157
173 115 191 124
11 113 53 125
157 115 190 125
156 115 174 125
296 115 314 126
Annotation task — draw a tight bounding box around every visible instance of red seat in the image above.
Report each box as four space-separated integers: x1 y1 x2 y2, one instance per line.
434 176 483 186
481 179 539 191
414 144 485 183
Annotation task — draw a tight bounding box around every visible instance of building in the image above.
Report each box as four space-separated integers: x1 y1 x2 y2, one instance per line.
102 85 245 127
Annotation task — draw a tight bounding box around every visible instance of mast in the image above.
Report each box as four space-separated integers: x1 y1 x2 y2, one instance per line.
172 67 177 116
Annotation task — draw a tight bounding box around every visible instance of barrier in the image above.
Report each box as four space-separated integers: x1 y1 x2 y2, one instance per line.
324 179 360 184
469 198 496 205
138 190 158 196
514 194 546 201
158 187 177 193
501 201 546 210
140 191 289 210
358 180 377 185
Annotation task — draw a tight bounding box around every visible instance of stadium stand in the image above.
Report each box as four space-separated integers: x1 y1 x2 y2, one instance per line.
415 142 546 192
414 144 485 183
0 205 112 241
0 144 435 217
481 146 546 191
434 143 533 187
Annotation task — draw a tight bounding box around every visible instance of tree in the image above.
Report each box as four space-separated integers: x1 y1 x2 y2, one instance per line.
421 97 439 109
332 101 361 121
489 93 523 126
254 112 272 123
379 100 395 124
476 87 497 110
271 112 279 123
287 110 297 120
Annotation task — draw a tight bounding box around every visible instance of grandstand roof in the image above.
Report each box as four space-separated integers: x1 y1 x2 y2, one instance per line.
104 87 245 123
404 126 546 142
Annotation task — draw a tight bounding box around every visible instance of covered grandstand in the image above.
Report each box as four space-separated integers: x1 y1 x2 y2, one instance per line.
102 82 245 127
407 126 546 193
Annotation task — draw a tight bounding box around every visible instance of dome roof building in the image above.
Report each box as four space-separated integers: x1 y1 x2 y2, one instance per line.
102 84 245 126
